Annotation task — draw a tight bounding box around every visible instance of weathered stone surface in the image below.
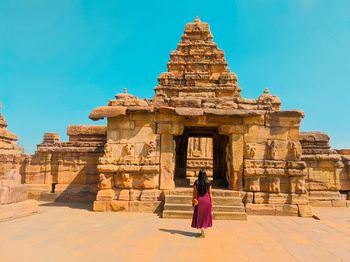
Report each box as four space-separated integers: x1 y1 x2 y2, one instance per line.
89 106 127 120
246 203 299 216
253 192 308 205
242 192 253 203
96 189 115 201
245 203 276 215
110 200 129 212
7 185 27 204
118 189 130 201
159 134 175 190
129 201 162 213
93 201 107 211
309 200 332 207
332 199 346 207
298 204 313 217
140 189 161 201
0 186 9 204
169 98 201 108
275 204 298 216
129 189 142 200
309 191 342 200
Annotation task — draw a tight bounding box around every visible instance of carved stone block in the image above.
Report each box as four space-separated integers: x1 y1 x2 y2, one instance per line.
298 204 313 217
268 177 280 193
96 189 115 201
290 176 307 193
110 200 129 212
93 201 107 212
246 177 260 191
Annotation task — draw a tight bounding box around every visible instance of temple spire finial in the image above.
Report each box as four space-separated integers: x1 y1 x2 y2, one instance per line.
123 88 127 94
194 16 201 23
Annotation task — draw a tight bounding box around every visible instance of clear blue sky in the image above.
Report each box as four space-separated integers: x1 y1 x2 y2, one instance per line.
1 0 349 153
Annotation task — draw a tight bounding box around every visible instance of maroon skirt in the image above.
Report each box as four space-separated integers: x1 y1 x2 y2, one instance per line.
191 192 213 229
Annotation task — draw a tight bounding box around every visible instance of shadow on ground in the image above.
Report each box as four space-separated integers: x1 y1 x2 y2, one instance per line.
39 201 93 211
158 228 200 237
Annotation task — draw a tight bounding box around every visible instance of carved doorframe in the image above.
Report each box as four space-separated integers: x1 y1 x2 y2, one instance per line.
157 123 184 190
219 125 245 191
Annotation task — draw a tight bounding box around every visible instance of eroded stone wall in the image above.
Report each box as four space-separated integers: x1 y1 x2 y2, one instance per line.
0 111 38 220
24 126 105 202
301 132 350 207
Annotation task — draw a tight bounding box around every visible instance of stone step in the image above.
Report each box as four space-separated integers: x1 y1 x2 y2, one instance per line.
169 188 241 197
40 192 58 202
165 195 243 206
162 210 247 220
164 203 245 212
213 212 247 220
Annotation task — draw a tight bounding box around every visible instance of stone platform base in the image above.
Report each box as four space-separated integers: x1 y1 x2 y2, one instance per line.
27 184 97 203
245 203 313 217
308 191 350 207
310 199 350 207
0 199 38 221
93 200 163 213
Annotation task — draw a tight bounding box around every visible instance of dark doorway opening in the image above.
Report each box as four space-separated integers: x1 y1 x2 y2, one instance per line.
174 127 228 188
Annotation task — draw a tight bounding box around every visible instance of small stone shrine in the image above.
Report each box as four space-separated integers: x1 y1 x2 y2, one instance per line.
0 108 38 220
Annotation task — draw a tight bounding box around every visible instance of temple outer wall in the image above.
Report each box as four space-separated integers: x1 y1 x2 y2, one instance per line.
23 127 105 202
301 132 350 207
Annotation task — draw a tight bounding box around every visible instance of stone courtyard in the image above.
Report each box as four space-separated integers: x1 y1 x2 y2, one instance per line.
0 203 349 261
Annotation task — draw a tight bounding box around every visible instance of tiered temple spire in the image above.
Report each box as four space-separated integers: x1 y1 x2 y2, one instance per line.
154 17 241 104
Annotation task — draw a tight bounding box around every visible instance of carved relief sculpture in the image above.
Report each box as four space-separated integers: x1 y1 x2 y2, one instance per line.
246 143 256 159
268 140 278 160
246 176 260 191
290 176 307 193
289 141 302 160
120 144 134 165
268 176 281 193
99 173 112 190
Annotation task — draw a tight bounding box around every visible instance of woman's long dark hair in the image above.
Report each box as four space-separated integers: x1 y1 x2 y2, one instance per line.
197 169 210 196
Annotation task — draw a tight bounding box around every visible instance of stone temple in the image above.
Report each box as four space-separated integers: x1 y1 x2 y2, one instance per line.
1 18 349 220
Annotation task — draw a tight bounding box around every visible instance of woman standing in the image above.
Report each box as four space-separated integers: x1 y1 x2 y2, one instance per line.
191 169 213 238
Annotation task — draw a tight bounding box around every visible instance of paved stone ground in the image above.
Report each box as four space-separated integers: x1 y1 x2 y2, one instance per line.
0 203 349 262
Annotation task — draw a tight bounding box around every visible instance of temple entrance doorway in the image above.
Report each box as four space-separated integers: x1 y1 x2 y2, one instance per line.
174 127 228 188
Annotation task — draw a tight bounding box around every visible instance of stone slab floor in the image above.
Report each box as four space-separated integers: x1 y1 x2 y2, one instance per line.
0 203 349 262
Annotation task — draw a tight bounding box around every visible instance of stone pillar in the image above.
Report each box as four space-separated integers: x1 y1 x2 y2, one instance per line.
227 134 244 190
219 125 245 191
23 156 31 183
160 134 175 190
157 123 183 190
43 153 52 185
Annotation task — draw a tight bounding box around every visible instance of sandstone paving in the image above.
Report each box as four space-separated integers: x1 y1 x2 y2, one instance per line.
0 203 349 261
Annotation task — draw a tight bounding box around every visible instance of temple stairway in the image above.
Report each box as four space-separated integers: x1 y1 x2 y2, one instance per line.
162 188 247 220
